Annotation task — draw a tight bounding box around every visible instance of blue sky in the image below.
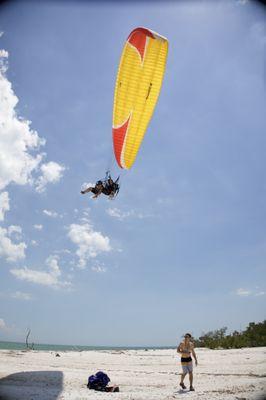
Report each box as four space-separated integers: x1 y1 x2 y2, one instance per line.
0 0 265 347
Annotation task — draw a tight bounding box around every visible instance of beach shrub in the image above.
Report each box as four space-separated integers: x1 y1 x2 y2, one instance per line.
194 320 266 349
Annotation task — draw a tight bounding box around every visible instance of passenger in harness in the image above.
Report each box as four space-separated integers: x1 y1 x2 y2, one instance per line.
81 173 120 199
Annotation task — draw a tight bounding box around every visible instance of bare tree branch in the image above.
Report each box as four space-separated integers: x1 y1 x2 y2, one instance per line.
25 328 34 350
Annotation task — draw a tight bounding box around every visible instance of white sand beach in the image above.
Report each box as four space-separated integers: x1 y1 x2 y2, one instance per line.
0 347 265 400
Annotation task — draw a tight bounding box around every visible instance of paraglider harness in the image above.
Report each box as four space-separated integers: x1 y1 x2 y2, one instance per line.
101 171 120 198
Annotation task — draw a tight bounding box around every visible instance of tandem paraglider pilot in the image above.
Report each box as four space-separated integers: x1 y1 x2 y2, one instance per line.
81 173 120 199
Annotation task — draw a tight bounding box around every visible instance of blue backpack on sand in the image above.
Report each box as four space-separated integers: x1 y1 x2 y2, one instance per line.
87 371 110 391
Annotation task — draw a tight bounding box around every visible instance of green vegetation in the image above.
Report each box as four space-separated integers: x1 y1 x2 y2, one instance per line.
194 320 266 349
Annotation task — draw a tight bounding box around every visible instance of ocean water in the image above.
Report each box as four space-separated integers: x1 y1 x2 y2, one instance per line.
0 341 173 352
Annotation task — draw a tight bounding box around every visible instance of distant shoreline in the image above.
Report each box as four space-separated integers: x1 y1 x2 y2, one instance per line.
1 340 265 353
0 340 176 352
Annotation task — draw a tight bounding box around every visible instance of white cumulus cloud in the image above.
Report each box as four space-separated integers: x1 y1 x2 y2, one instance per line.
0 49 64 193
35 161 65 193
11 291 32 301
235 288 251 296
0 191 9 221
43 209 58 218
254 291 265 297
235 287 266 297
91 264 107 273
10 255 71 289
8 225 22 239
0 226 26 262
0 49 8 58
0 318 6 330
0 55 44 190
68 222 111 268
106 207 152 221
106 207 134 221
33 224 43 230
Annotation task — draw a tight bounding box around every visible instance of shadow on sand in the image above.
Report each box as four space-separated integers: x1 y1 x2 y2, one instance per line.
0 370 63 400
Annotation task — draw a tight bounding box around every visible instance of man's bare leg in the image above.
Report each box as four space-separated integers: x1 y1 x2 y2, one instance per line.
92 188 103 199
81 187 93 194
189 372 194 390
180 372 187 389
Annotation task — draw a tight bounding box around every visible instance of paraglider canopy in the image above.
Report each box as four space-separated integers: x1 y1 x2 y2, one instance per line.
112 27 168 170
81 27 168 200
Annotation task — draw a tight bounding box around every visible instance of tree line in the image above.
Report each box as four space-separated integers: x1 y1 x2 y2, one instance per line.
193 320 266 349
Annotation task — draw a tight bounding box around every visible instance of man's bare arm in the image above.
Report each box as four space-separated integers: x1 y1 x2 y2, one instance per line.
191 347 198 365
177 343 183 353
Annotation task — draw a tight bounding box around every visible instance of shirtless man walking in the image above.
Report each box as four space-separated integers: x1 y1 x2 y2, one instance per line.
177 333 198 391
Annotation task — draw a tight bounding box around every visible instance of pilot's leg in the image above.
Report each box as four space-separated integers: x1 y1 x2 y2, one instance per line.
81 187 93 194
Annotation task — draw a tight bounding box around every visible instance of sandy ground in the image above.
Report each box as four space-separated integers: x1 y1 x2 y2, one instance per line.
0 347 265 400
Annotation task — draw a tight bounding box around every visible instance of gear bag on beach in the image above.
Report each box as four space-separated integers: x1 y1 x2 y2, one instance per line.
87 371 110 391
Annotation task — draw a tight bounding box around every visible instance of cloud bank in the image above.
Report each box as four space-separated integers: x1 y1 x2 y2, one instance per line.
33 224 43 231
35 162 65 193
0 48 64 193
0 191 9 221
235 287 265 297
0 226 26 262
11 291 32 301
10 255 71 289
0 318 6 330
43 209 59 218
68 222 111 268
106 207 152 221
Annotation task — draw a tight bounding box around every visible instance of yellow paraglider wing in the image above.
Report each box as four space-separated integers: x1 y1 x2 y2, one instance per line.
112 27 168 169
